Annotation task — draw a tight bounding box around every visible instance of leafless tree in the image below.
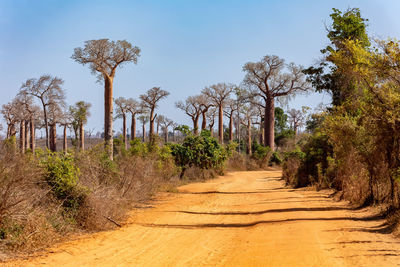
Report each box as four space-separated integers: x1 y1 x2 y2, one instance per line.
114 97 130 149
288 106 310 135
125 98 142 140
198 94 213 131
242 55 310 150
155 115 163 135
202 83 234 143
139 87 169 142
206 107 217 137
72 39 140 159
138 114 149 142
47 102 64 152
172 122 179 142
175 95 203 135
16 92 40 152
20 75 65 149
1 99 20 140
59 111 73 153
240 104 258 155
223 98 239 142
159 116 174 143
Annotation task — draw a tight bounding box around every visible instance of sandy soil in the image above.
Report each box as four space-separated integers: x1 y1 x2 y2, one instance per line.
6 170 400 266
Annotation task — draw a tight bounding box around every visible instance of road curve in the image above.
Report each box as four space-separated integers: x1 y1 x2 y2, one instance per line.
7 170 400 266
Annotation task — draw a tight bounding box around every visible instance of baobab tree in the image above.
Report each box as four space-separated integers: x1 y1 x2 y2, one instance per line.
70 101 91 151
59 111 73 153
72 39 141 159
288 107 309 135
202 83 234 144
1 99 20 140
16 92 40 151
159 116 174 143
240 104 258 155
138 114 149 142
139 87 169 142
20 75 65 149
243 55 310 150
47 102 65 152
126 98 142 140
198 94 213 131
206 108 217 137
114 97 129 149
175 95 203 135
223 98 239 142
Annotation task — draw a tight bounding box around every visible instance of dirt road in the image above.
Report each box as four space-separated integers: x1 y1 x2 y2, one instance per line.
7 170 400 266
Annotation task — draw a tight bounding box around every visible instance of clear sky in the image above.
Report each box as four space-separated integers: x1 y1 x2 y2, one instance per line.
1 0 400 135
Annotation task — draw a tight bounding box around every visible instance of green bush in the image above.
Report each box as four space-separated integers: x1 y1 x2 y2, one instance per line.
129 138 149 157
170 130 227 178
270 152 282 165
41 153 87 209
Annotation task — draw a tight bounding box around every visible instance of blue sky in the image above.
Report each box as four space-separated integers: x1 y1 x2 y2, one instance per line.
1 0 400 135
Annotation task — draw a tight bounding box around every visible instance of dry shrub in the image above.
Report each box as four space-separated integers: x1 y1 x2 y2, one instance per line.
282 157 301 187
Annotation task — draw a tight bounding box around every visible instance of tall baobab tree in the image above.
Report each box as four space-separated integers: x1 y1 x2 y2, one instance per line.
20 75 65 149
202 83 234 144
72 39 140 159
243 55 310 150
139 87 169 142
114 97 129 149
175 95 203 135
70 101 91 151
47 102 64 152
138 114 149 142
126 98 142 140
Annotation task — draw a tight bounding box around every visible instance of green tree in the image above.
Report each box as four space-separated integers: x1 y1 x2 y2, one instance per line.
303 8 370 106
70 101 91 151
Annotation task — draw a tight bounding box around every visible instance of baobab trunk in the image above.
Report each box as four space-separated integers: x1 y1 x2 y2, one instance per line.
218 106 223 144
193 117 199 135
24 120 29 150
79 123 85 151
19 120 25 154
247 119 252 155
49 124 57 152
164 130 168 143
30 118 35 151
104 76 114 160
201 112 207 130
122 114 127 150
264 97 275 151
149 111 155 142
229 115 233 142
63 125 68 154
142 123 146 142
131 114 136 140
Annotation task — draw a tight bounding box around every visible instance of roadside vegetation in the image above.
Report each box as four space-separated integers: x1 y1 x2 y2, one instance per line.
282 8 400 233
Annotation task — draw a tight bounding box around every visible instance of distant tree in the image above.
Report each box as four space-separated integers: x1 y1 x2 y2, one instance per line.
70 101 91 151
159 117 174 143
138 114 149 142
72 39 140 159
139 87 169 142
287 107 309 135
206 108 217 137
223 98 239 142
20 75 65 149
240 104 258 155
59 111 73 153
202 83 234 143
125 98 142 140
199 94 213 131
114 97 129 149
243 55 310 150
175 95 203 135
